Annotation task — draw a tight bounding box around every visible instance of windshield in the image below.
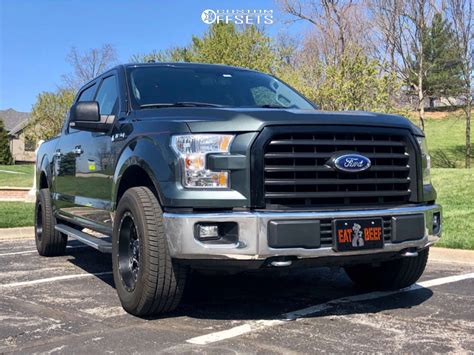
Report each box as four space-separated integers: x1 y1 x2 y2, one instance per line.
127 65 315 110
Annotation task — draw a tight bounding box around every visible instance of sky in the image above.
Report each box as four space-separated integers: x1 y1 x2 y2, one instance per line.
0 0 309 112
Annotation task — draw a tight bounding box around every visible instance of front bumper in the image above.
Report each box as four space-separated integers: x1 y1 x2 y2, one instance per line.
163 204 441 261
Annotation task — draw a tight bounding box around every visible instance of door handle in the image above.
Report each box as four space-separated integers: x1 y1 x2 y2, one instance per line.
72 146 83 155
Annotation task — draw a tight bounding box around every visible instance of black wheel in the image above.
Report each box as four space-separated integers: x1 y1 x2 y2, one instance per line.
112 186 187 316
344 248 429 290
35 188 67 256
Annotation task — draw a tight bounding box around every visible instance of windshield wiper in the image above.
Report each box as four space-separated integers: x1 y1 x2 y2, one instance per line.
140 102 225 108
254 104 288 109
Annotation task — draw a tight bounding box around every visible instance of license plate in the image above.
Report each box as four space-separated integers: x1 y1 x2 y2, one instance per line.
333 218 384 251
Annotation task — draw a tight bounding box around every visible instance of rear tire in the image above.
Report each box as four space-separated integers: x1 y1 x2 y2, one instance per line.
112 186 187 316
35 188 67 256
344 248 429 290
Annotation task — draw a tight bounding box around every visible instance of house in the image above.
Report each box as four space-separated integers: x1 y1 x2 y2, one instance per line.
0 108 35 163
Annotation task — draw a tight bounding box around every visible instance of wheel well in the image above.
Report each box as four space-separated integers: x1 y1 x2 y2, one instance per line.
116 166 159 205
39 172 48 189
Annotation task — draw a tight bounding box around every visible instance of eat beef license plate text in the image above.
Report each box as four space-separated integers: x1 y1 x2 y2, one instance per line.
333 218 384 251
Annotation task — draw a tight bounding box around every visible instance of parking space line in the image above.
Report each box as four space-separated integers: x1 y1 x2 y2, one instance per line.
0 271 112 289
0 245 87 257
186 272 474 345
0 250 39 256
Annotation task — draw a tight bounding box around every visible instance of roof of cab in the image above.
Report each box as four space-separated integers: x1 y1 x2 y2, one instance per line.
121 62 258 72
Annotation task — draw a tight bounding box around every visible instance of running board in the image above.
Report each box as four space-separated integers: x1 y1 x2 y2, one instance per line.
55 224 112 253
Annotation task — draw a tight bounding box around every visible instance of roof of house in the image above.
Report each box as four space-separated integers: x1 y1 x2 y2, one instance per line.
0 108 30 135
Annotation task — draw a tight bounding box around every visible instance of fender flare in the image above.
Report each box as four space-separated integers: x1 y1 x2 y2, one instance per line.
112 136 171 209
38 154 52 190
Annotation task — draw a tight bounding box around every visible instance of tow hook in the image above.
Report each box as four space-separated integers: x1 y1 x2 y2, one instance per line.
400 248 419 257
268 256 295 267
271 260 293 267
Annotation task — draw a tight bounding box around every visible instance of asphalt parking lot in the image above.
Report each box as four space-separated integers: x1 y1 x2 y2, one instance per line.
1 235 473 354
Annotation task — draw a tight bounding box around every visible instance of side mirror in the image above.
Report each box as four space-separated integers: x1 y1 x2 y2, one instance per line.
70 101 100 122
69 101 113 133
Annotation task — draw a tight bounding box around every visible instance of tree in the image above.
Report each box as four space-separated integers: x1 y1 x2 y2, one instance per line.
130 47 192 63
412 13 464 108
280 0 377 64
0 120 13 165
279 49 400 113
61 44 117 91
189 23 279 73
370 0 436 130
26 90 75 141
447 0 473 168
132 23 281 74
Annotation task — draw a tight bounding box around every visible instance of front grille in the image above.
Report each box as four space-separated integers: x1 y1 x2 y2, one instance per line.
383 217 392 242
257 126 417 208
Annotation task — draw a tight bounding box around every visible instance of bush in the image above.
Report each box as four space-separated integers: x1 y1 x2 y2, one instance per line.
0 120 13 165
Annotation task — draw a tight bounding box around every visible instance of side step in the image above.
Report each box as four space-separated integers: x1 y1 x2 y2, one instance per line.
55 224 112 253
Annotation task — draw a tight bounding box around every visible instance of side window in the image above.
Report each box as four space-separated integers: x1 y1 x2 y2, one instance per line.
67 83 97 134
77 84 96 102
95 76 118 115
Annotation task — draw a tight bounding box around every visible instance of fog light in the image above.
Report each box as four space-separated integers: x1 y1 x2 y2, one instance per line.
194 222 239 244
433 212 441 234
198 225 220 240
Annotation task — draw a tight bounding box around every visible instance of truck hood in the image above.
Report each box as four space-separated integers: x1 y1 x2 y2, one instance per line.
134 108 423 135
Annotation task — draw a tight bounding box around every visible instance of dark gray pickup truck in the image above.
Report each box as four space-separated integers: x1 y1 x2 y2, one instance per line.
35 63 442 316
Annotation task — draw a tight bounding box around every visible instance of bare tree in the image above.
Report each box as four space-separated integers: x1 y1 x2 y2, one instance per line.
368 0 403 72
370 0 436 130
279 0 374 64
447 0 472 168
61 44 117 91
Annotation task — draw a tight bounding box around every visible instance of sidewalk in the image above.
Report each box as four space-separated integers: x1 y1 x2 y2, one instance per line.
429 247 474 264
0 227 34 240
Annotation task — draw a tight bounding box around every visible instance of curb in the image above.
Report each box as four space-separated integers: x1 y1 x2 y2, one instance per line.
0 187 30 190
0 227 35 240
429 247 474 265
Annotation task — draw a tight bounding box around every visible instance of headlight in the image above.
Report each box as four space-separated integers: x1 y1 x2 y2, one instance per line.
416 136 431 185
171 134 234 188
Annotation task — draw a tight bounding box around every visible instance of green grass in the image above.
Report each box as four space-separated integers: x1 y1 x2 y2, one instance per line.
0 201 34 228
431 168 474 250
410 113 472 168
0 164 34 187
425 117 470 168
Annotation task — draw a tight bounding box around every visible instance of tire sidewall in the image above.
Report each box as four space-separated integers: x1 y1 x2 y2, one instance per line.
35 189 54 253
34 194 44 251
112 191 151 311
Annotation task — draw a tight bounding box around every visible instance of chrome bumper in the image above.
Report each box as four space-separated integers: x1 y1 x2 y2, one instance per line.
163 205 442 261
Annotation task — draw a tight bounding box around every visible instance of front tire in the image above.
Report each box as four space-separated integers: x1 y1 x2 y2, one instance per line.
35 188 67 256
112 186 187 316
344 248 429 290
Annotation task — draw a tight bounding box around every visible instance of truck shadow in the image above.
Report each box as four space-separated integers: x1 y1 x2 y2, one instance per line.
177 269 433 321
66 247 433 321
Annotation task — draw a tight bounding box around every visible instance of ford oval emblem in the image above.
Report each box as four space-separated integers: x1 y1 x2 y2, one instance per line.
333 154 371 172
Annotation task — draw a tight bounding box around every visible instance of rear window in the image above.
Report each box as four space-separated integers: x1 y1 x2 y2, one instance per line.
127 66 314 110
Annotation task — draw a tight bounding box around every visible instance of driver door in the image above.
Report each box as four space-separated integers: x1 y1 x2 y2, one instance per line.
71 73 119 230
